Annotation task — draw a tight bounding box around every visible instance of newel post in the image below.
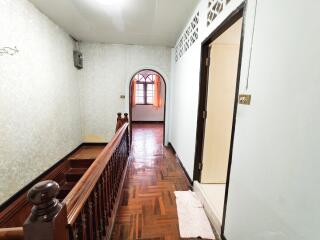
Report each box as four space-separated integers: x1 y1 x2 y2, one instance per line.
23 180 68 240
116 112 123 131
124 113 129 123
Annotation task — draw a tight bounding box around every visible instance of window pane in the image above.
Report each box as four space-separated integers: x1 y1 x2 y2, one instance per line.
134 79 156 104
137 83 143 91
136 96 144 104
147 97 153 104
146 83 154 104
135 82 145 104
147 84 154 91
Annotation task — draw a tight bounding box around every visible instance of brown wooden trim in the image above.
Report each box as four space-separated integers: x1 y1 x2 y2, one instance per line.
82 142 108 146
193 42 210 182
0 142 108 228
167 142 193 187
167 142 176 154
221 234 228 240
0 143 85 212
193 2 247 238
129 69 167 145
221 3 246 237
0 227 23 240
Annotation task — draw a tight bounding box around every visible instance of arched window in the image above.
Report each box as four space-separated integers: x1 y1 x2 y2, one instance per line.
134 74 156 105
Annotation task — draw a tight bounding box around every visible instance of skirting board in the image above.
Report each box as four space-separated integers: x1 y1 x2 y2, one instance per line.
193 181 222 237
0 142 107 211
167 142 193 186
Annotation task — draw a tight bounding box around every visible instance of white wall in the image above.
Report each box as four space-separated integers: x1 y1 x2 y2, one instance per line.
132 77 165 122
169 0 252 179
171 0 320 239
224 1 320 239
132 105 164 121
78 43 171 142
0 0 82 204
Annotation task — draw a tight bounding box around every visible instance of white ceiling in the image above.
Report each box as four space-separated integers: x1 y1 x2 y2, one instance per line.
29 0 199 47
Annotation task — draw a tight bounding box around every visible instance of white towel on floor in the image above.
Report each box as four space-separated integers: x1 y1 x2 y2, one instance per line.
175 191 215 239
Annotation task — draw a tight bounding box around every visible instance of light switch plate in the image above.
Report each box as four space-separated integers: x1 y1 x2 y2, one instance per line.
239 94 251 105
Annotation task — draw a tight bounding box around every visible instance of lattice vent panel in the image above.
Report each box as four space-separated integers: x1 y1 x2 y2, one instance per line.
207 0 233 27
175 11 199 62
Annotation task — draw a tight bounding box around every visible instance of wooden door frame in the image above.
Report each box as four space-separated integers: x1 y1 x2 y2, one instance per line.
193 2 246 239
129 69 167 145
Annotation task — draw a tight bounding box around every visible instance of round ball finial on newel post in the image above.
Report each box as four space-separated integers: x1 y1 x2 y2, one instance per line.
116 112 123 131
117 112 122 120
27 180 62 222
23 180 68 240
124 113 129 123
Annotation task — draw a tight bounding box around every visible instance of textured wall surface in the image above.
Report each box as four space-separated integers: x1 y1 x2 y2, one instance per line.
0 0 82 204
78 44 171 142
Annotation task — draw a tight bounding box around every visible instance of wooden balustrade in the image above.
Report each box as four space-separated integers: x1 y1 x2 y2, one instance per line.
63 122 129 239
0 118 130 240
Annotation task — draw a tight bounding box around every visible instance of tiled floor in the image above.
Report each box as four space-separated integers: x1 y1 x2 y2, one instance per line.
111 123 192 239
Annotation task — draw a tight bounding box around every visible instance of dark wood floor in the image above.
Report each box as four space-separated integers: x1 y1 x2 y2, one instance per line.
111 123 192 239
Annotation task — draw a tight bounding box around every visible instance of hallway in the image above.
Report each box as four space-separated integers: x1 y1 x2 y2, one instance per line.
111 124 192 239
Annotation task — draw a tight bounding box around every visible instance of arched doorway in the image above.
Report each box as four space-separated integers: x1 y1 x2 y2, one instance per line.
129 69 167 145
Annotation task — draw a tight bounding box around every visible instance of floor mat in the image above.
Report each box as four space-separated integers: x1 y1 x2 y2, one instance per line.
174 190 215 239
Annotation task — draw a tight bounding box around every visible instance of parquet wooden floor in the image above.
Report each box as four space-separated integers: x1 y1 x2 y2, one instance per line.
111 123 194 240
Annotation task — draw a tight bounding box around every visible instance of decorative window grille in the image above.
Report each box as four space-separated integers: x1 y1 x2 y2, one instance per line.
175 11 199 62
134 74 156 105
207 0 233 27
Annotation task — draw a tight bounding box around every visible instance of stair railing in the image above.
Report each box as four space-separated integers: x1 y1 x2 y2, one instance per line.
1 120 130 240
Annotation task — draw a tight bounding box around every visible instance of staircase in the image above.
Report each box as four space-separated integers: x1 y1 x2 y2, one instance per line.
0 113 130 240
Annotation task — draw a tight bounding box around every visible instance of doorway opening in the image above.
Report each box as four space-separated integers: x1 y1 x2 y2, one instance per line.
193 5 245 238
129 69 166 145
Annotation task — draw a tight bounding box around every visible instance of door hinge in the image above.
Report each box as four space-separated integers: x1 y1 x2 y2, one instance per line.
205 57 210 67
202 110 207 119
198 162 203 170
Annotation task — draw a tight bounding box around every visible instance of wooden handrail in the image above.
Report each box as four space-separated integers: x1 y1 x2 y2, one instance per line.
1 114 130 240
0 227 23 240
63 123 129 224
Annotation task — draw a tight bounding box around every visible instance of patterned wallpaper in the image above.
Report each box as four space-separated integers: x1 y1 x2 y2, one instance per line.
0 0 82 204
78 44 171 142
0 0 171 204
